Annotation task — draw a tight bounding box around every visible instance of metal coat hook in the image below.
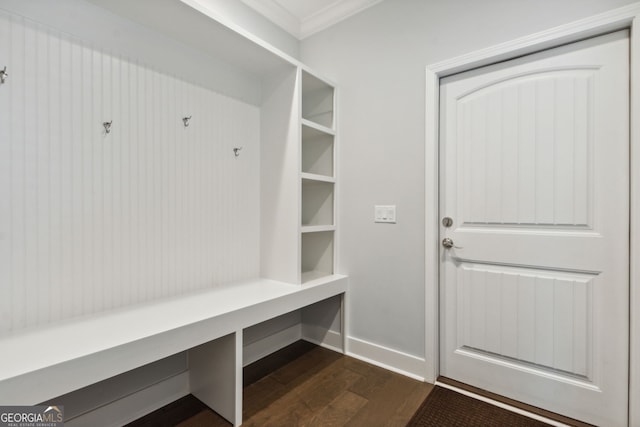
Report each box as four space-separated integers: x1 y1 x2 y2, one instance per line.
103 120 113 134
233 147 243 157
182 116 192 127
0 66 7 84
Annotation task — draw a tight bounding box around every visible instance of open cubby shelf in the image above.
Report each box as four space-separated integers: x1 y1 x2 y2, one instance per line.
301 71 335 129
301 179 334 227
302 122 334 178
301 231 334 284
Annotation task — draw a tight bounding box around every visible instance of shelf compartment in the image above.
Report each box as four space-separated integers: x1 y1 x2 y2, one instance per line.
301 231 334 283
302 122 334 178
302 179 334 227
302 71 334 129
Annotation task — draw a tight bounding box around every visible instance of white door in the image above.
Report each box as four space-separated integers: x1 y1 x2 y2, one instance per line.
439 30 629 426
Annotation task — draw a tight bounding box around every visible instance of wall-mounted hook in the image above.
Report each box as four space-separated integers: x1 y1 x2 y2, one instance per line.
103 120 113 134
233 147 243 157
182 116 192 127
0 66 8 84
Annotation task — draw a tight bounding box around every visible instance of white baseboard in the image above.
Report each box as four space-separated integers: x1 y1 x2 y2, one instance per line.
346 336 427 381
243 323 302 366
65 372 190 427
302 324 343 352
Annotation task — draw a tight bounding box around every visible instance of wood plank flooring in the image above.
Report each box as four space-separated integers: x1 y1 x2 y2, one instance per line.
128 341 433 427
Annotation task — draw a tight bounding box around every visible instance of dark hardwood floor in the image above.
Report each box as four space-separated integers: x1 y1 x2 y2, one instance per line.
128 341 433 427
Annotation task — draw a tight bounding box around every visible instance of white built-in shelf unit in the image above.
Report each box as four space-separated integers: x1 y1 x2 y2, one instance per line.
0 0 343 336
0 2 345 422
300 70 337 283
86 1 341 289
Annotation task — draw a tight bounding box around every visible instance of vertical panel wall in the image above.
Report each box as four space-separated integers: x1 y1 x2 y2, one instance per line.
0 11 261 334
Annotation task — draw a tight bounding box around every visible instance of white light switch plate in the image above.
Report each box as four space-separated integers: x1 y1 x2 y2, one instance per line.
375 205 396 223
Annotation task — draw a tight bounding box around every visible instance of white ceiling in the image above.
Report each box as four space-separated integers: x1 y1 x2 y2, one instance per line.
241 0 383 39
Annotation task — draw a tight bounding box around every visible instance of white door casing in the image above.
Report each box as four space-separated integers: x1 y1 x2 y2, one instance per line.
439 30 629 426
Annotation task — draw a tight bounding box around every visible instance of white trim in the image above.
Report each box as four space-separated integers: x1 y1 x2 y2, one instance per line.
425 3 640 425
629 9 640 427
347 336 426 381
65 373 189 427
428 2 640 76
424 67 440 385
435 381 571 427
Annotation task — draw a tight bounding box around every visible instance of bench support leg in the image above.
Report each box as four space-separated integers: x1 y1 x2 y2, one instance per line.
188 331 243 426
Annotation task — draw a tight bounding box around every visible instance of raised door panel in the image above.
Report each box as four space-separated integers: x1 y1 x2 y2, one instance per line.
458 71 593 228
457 263 593 379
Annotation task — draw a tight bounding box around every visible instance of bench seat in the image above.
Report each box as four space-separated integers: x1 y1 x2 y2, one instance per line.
0 275 348 426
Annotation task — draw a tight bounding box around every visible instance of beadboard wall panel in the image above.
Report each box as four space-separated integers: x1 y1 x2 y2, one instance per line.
0 11 260 334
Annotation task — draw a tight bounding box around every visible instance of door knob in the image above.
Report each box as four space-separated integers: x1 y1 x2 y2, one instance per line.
442 238 462 249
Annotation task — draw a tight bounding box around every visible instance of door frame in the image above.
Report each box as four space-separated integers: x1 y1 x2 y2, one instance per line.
424 2 640 424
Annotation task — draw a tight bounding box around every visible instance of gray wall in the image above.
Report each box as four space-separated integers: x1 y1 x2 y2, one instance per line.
300 0 637 359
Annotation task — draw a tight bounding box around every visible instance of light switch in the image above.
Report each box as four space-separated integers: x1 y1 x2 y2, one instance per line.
375 205 396 223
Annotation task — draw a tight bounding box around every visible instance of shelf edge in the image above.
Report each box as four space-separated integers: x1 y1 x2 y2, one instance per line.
301 172 336 183
301 225 336 233
301 118 335 135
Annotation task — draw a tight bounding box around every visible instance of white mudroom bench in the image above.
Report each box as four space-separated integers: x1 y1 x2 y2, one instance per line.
0 275 348 426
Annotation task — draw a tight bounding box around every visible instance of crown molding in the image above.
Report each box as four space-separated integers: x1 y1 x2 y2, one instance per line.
241 0 383 40
300 0 382 39
241 0 301 38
